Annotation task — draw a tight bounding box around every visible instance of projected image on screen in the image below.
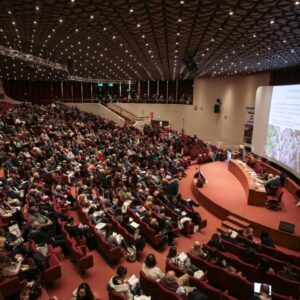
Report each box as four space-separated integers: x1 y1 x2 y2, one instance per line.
266 126 300 173
265 85 300 175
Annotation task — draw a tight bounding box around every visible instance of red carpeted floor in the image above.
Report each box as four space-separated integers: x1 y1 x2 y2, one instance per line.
43 162 300 299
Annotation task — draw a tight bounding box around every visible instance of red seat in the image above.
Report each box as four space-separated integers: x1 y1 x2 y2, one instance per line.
108 289 126 300
158 282 182 300
165 260 185 277
139 271 160 299
219 268 253 299
260 244 279 260
44 254 62 284
190 278 222 300
266 188 284 210
222 291 238 300
91 226 123 263
272 292 294 300
0 276 22 298
70 240 94 273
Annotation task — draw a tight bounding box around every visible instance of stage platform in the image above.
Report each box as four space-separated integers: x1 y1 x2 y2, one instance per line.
191 161 300 251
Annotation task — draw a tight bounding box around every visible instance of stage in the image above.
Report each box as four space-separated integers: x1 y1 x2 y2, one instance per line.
191 161 300 251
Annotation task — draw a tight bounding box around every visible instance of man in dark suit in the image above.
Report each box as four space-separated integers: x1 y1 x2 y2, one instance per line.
29 222 70 256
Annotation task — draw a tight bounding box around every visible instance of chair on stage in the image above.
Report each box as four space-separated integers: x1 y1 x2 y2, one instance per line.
266 188 284 211
266 185 279 196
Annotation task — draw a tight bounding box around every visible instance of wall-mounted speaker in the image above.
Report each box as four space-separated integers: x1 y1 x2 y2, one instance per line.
214 104 221 113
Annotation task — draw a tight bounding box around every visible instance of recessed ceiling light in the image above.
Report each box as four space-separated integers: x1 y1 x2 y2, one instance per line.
137 24 141 27
90 15 94 19
229 11 234 15
270 20 274 24
295 1 300 5
129 9 134 13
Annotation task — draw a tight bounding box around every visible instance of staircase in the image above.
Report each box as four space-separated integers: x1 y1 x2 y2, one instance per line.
217 214 251 234
105 105 134 126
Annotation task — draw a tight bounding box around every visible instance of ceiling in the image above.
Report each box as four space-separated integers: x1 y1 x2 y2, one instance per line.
0 0 299 81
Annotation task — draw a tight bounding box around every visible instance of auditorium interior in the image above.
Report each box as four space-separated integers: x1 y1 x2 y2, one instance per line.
0 1 300 300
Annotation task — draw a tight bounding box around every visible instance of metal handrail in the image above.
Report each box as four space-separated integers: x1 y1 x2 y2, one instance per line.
108 103 138 122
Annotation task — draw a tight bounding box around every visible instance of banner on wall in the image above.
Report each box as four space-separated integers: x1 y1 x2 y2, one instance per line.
243 107 255 147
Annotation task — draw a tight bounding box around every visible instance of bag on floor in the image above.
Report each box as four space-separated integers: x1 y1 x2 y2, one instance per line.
134 236 146 252
32 252 49 269
21 280 42 300
126 246 137 262
186 288 208 300
85 230 97 250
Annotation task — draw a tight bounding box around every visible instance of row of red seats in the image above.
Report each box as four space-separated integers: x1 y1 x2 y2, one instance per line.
126 207 169 248
0 241 61 299
108 269 237 300
216 239 300 298
238 232 300 269
77 206 123 263
222 237 300 276
58 219 94 273
187 252 294 300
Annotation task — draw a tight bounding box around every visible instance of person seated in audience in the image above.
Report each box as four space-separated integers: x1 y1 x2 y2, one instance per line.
54 184 75 208
260 231 275 248
142 253 165 281
242 227 254 240
0 252 38 280
28 205 53 228
220 229 241 245
0 195 13 218
28 221 70 257
71 282 95 300
167 245 200 276
159 270 197 297
149 216 175 246
205 248 242 276
64 217 90 239
247 283 271 300
0 252 23 277
242 247 256 265
108 266 141 299
258 257 275 274
176 193 200 208
207 233 225 251
278 262 299 282
0 227 30 257
189 241 206 258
